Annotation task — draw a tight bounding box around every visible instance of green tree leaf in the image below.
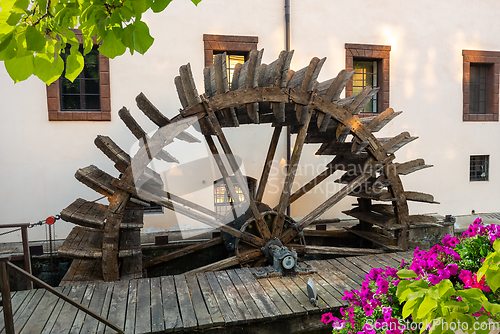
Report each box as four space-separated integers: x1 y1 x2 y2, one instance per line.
26 26 46 52
485 271 500 292
190 0 202 5
98 31 126 58
65 47 84 82
132 20 153 54
0 31 14 52
494 239 500 252
13 0 29 11
397 269 418 279
6 12 24 26
130 0 147 17
151 0 172 13
34 52 64 84
5 54 34 82
481 301 500 317
0 34 17 61
121 24 135 54
437 280 454 298
417 294 438 319
403 297 422 319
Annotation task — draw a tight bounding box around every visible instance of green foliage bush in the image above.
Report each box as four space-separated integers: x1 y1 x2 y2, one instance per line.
321 218 500 334
0 0 201 84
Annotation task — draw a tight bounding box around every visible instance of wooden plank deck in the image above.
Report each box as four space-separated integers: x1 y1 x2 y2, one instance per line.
3 251 414 334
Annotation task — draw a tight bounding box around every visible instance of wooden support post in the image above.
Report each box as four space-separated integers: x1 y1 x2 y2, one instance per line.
385 164 410 250
20 226 32 290
0 256 14 334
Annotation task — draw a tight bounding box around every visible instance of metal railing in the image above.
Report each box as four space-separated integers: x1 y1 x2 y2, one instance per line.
0 255 124 334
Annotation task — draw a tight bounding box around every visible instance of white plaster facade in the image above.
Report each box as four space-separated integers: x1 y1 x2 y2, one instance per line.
1 0 499 242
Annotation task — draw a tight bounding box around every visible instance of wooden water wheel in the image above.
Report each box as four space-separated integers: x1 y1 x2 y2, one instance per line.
58 50 438 282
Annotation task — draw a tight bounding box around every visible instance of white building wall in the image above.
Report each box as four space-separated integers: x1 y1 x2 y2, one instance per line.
1 0 499 242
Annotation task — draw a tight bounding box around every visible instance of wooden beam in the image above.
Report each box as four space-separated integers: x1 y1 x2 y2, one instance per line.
385 165 410 250
203 98 272 241
273 92 316 238
118 107 179 163
142 237 223 269
205 135 241 208
289 245 385 256
184 249 262 275
112 179 265 248
255 126 282 202
281 156 392 244
286 166 335 206
135 92 199 143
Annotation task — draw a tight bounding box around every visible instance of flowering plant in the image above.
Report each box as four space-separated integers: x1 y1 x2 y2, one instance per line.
321 218 500 334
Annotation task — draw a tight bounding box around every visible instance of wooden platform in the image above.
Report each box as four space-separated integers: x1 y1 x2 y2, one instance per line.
0 251 413 334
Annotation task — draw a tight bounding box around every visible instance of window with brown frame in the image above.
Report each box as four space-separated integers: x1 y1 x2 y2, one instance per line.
203 34 258 87
345 43 390 115
463 50 500 122
47 30 110 121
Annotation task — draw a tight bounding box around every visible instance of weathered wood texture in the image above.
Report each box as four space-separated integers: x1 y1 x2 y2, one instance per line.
14 253 414 334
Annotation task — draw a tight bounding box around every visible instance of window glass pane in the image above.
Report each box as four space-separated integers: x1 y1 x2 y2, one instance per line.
60 45 101 111
470 63 488 114
84 51 99 64
470 155 489 181
84 64 99 79
353 60 378 113
61 78 80 94
85 79 100 94
85 95 100 110
62 95 81 110
227 55 245 87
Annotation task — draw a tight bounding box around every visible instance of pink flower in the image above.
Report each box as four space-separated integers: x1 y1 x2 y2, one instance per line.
376 279 389 294
321 312 334 324
333 319 345 329
382 307 392 321
428 274 441 285
363 303 374 316
445 263 459 276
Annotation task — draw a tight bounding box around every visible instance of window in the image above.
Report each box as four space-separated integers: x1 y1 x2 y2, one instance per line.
345 43 391 115
463 50 499 122
60 46 101 111
213 53 246 87
353 60 378 113
213 176 256 216
469 64 489 114
470 155 489 181
47 30 110 121
144 201 164 214
203 34 258 75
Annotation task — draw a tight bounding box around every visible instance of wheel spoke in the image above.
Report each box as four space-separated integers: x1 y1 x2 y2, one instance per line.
205 134 241 221
272 95 315 238
286 165 336 206
184 249 262 275
281 156 392 245
113 178 264 247
203 98 272 241
142 237 223 269
255 126 282 202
